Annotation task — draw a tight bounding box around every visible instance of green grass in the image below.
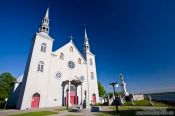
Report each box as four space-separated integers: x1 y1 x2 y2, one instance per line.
95 109 142 116
8 111 57 116
123 100 170 107
109 106 143 111
95 111 138 116
97 105 175 116
96 106 143 116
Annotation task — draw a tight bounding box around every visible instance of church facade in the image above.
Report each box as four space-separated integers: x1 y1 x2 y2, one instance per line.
8 8 99 110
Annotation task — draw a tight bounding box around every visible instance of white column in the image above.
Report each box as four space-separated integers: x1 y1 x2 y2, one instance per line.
68 81 71 106
62 85 65 106
81 83 82 105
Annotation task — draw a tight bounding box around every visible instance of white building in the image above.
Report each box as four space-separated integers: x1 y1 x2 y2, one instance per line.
8 8 99 110
130 94 144 101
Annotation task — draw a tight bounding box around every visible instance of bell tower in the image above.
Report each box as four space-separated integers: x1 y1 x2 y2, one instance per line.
39 8 50 34
16 7 53 109
82 28 99 106
83 29 90 52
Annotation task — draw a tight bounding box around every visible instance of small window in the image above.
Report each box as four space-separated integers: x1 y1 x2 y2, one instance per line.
78 58 81 64
44 19 48 23
70 46 73 52
91 72 94 80
37 61 44 72
41 43 46 52
80 76 85 82
60 53 64 60
90 58 93 65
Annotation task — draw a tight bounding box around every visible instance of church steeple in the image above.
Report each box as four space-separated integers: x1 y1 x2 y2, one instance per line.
84 28 90 51
39 8 50 34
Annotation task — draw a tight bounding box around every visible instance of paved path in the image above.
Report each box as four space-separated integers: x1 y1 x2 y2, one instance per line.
49 106 112 116
0 107 61 116
0 106 111 116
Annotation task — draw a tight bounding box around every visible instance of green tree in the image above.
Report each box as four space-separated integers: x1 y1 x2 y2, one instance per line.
0 72 16 108
98 81 106 97
107 91 122 98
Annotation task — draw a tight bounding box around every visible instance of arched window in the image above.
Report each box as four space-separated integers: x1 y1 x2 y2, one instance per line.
60 53 64 60
91 72 94 80
41 43 46 52
70 85 75 91
90 58 93 65
70 46 73 52
37 61 44 72
78 58 81 64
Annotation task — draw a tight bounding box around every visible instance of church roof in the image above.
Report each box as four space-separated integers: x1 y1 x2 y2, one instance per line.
45 8 49 18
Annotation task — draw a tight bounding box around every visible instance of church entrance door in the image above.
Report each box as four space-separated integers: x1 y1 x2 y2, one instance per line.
62 80 82 106
31 93 40 108
92 94 96 104
70 88 76 105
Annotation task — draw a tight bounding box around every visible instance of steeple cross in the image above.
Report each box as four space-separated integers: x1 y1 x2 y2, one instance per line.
69 35 73 40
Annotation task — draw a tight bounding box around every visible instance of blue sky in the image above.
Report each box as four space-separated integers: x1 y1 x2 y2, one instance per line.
0 0 175 93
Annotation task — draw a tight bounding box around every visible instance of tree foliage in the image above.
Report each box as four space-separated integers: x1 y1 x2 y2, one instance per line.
0 72 16 107
98 81 106 97
107 91 122 98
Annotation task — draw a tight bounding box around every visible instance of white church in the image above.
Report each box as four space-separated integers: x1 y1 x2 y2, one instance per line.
7 8 99 110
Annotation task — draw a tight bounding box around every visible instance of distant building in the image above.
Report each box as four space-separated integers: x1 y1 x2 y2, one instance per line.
8 8 99 110
130 93 144 101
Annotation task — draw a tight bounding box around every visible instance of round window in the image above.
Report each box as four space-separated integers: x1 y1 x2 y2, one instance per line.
68 61 75 69
55 72 61 79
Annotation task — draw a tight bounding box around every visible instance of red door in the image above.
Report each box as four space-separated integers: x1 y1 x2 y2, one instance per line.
70 96 75 105
92 94 96 104
70 91 75 105
31 93 40 108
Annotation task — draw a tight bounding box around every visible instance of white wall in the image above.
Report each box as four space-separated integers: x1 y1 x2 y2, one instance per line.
16 32 99 109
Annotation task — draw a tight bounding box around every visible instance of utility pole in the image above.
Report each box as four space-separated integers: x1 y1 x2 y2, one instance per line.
110 82 119 114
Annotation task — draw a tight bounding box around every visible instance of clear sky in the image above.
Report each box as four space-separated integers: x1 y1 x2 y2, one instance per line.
0 0 175 93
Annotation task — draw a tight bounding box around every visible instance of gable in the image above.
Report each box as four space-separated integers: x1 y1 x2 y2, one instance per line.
52 40 86 62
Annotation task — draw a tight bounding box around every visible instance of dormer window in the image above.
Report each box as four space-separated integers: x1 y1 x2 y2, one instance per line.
41 43 46 52
60 53 64 60
37 61 44 72
78 58 81 64
70 46 73 52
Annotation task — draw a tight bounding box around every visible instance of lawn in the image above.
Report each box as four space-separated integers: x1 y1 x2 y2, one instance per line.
123 100 170 107
96 106 175 116
95 100 175 116
95 109 142 116
8 111 57 116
